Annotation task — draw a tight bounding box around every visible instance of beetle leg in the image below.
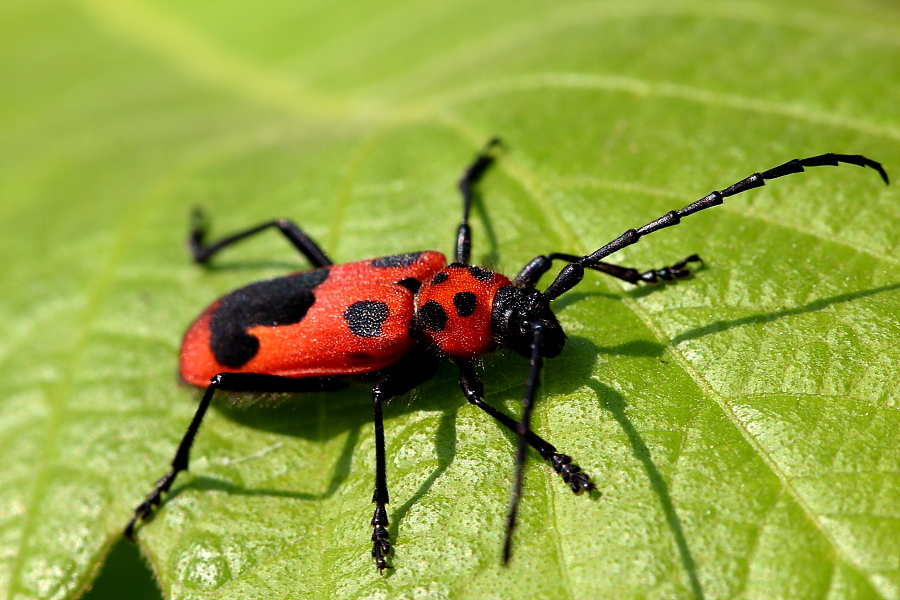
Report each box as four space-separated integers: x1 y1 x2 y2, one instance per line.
370 387 391 572
576 253 703 284
124 378 217 540
125 373 344 539
455 138 502 265
189 209 333 267
456 360 594 495
513 253 703 288
368 353 441 572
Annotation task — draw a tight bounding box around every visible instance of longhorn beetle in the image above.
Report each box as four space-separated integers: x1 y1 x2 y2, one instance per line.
125 139 888 571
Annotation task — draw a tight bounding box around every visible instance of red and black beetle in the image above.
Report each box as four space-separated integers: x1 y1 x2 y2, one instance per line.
126 139 888 571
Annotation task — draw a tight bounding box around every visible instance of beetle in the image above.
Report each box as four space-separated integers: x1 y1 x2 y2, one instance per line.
125 139 888 571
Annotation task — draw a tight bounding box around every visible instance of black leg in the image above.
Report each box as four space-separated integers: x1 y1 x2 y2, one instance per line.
541 153 889 300
368 353 442 572
370 388 391 572
582 253 702 284
513 253 703 288
124 373 344 539
457 360 593 494
455 139 502 265
190 209 333 267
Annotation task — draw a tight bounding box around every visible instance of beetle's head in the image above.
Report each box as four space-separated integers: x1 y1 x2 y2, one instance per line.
491 286 566 358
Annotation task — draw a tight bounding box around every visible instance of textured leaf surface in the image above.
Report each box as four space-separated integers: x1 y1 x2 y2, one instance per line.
1 1 899 599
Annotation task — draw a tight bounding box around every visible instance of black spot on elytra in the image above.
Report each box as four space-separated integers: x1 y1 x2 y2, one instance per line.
453 291 477 317
210 268 330 368
431 272 449 285
370 252 422 268
418 300 448 332
468 266 493 281
344 301 390 338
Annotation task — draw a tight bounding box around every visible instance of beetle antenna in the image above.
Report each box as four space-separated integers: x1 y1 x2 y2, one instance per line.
542 152 889 301
503 321 544 564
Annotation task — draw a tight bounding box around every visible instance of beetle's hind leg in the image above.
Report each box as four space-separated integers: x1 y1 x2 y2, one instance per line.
189 209 333 267
125 378 218 539
125 374 344 539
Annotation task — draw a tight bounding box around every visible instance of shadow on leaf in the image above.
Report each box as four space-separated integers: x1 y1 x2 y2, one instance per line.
672 281 900 344
588 379 705 600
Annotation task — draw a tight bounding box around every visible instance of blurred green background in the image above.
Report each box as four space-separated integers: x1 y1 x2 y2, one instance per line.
2 1 899 599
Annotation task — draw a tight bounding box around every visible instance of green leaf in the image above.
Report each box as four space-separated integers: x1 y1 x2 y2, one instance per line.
1 1 899 599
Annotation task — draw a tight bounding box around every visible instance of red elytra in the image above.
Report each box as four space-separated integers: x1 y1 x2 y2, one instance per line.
178 251 474 384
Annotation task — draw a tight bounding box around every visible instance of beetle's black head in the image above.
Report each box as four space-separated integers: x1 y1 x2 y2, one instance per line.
491 286 566 358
